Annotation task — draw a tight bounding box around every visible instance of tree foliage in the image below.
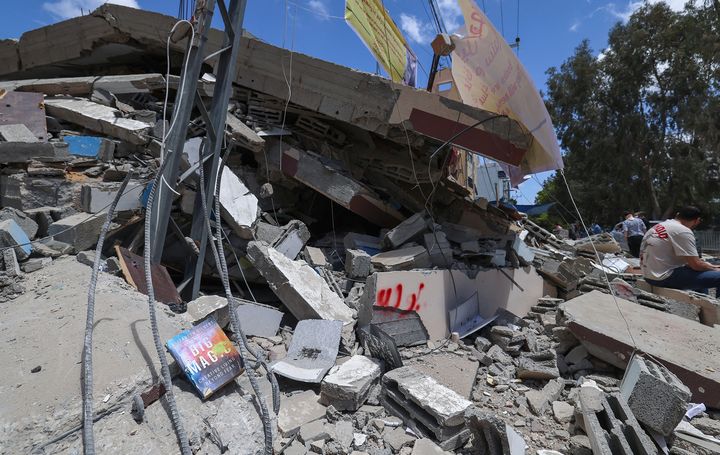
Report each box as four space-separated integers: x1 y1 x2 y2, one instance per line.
538 1 720 226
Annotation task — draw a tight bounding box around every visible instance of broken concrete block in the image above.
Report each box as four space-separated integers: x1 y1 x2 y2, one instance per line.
234 301 283 338
578 387 657 455
272 319 343 383
278 390 327 436
44 97 151 145
186 295 229 328
423 231 452 267
562 290 720 408
47 212 105 252
305 246 329 269
619 355 691 436
371 246 431 272
246 241 354 323
23 206 64 238
516 351 560 380
0 124 38 142
411 438 451 455
272 220 310 260
298 419 331 444
0 142 70 163
406 353 478 399
0 207 38 239
384 426 416 452
219 165 259 239
381 366 472 450
525 378 564 415
464 408 526 455
345 249 372 279
551 400 574 424
0 219 32 260
2 248 21 276
383 212 429 249
21 257 51 273
320 355 381 411
64 135 115 161
80 181 144 213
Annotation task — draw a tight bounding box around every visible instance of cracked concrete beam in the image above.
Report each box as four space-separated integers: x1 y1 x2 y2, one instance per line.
0 74 167 96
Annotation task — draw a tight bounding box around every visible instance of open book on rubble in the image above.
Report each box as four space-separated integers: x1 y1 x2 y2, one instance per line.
166 318 242 398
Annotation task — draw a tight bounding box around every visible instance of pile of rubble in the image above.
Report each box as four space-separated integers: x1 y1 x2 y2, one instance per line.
1 5 720 455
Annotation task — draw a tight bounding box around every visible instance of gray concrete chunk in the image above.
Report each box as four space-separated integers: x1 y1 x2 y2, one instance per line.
47 212 105 252
321 355 381 411
465 408 526 455
186 295 229 328
345 249 372 279
272 319 343 383
0 124 39 142
620 354 691 436
0 219 32 260
246 241 354 324
278 390 327 436
383 212 429 249
0 207 38 239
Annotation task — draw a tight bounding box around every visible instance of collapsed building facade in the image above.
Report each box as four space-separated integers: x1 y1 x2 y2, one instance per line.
0 5 719 455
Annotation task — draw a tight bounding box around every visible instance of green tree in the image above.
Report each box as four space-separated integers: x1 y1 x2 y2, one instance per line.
539 1 720 225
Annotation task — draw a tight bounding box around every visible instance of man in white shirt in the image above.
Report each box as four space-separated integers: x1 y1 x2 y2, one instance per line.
640 206 720 294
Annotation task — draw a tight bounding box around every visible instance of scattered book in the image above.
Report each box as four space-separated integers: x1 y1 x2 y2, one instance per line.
166 318 242 398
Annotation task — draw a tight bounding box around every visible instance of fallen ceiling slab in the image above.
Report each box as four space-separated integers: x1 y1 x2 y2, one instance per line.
561 290 720 409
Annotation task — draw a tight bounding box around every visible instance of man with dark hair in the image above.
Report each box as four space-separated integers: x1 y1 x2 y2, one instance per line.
622 210 647 257
640 205 720 294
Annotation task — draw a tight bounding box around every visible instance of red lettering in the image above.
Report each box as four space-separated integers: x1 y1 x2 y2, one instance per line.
653 224 669 240
393 284 403 309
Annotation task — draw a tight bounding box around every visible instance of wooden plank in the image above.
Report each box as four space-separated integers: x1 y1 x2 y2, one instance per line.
115 245 181 305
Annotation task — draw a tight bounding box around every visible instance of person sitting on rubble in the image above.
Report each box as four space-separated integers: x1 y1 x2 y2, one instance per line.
622 210 647 258
640 205 720 294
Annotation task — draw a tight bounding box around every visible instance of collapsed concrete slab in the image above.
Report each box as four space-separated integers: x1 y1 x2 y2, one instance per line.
561 290 720 408
320 355 381 410
635 279 720 326
44 97 151 145
0 123 38 142
382 212 429 249
371 246 431 272
0 207 38 239
246 241 354 324
577 387 657 455
0 142 70 163
0 74 168 96
265 139 404 227
620 354 692 436
381 366 472 450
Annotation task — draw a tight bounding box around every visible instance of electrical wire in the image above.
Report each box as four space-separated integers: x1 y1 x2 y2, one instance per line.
559 169 639 350
143 159 192 455
81 172 133 455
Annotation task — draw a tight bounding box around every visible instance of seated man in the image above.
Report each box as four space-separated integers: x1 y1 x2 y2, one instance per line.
640 206 720 294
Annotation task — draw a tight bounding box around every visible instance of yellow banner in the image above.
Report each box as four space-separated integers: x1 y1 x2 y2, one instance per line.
345 0 417 86
452 0 563 176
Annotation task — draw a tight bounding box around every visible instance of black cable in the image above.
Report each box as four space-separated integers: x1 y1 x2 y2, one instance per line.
81 172 133 455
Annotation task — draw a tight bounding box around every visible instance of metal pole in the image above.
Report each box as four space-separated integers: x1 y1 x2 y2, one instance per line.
150 0 216 264
184 0 248 299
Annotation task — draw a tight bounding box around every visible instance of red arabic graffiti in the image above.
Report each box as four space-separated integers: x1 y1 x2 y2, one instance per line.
376 282 425 312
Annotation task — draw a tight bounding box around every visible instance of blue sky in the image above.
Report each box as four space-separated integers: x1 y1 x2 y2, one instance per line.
2 0 687 202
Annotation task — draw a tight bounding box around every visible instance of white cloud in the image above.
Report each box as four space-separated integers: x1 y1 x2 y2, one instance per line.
437 0 463 33
43 0 139 19
604 0 693 23
569 20 581 32
399 13 433 44
307 0 329 20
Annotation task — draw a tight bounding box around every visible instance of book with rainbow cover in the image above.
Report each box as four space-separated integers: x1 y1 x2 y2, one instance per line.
166 318 242 398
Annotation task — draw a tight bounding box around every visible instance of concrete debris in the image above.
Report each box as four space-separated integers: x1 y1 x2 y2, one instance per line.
272 319 343 383
0 6 714 455
247 241 354 323
465 408 527 455
620 354 692 436
47 212 105 252
371 246 431 271
577 387 657 455
234 301 284 337
321 355 381 411
45 97 151 144
381 366 472 450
